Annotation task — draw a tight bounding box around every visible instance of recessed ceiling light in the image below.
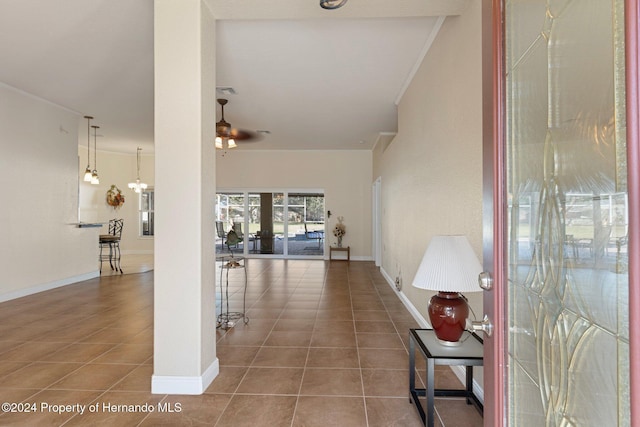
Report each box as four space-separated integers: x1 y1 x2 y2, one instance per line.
257 130 271 135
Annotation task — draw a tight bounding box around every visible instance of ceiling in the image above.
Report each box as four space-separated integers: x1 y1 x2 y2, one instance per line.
0 0 469 154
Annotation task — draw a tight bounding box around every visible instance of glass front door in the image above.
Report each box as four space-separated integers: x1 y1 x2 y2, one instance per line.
503 0 629 424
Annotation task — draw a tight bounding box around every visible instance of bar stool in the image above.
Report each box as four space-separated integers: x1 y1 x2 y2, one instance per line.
99 219 123 274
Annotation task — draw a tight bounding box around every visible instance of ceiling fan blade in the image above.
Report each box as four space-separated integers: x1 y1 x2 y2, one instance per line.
215 98 263 143
230 128 261 142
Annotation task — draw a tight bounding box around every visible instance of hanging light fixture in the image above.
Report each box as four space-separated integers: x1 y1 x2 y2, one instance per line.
90 125 100 185
215 136 236 150
320 0 347 9
128 147 148 193
83 116 93 182
215 99 238 151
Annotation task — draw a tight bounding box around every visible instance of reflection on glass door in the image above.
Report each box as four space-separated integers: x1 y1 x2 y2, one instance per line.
257 192 284 255
216 192 245 255
286 193 325 256
247 193 261 254
505 0 629 425
217 191 325 258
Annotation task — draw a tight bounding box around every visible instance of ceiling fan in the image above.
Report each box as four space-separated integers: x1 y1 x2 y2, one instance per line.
215 98 259 149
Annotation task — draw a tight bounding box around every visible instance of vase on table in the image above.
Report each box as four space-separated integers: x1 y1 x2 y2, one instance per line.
337 236 343 247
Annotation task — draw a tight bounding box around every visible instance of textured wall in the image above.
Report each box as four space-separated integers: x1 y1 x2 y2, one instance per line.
373 2 484 327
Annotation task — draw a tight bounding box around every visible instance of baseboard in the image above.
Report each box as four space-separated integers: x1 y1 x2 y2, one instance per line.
151 358 219 395
320 256 373 261
120 249 154 255
0 271 100 303
351 255 373 261
380 266 485 403
380 267 429 327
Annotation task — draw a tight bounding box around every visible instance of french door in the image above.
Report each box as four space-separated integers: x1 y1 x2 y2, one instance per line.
483 0 640 425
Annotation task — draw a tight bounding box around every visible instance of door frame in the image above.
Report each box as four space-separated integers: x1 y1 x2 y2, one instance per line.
372 177 382 267
484 0 640 424
481 0 506 425
626 0 640 423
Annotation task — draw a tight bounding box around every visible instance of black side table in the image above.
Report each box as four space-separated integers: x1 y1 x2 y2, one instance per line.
409 328 484 426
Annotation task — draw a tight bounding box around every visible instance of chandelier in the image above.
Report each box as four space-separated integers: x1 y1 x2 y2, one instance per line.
128 147 148 193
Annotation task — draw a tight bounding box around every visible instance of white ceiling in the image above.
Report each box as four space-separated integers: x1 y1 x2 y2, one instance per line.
0 0 469 153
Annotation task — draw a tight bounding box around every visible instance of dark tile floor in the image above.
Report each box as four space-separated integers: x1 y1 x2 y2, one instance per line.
0 259 483 426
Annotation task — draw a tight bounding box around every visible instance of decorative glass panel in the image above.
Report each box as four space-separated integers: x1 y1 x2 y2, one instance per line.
505 0 629 424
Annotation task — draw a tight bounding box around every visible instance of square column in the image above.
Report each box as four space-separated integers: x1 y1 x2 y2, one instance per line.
152 0 217 394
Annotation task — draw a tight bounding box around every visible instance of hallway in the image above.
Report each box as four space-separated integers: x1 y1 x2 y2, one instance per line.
0 260 482 426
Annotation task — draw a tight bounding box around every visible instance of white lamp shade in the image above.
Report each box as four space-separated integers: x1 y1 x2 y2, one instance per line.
412 235 482 293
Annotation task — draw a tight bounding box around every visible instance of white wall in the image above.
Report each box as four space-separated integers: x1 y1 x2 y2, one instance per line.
373 0 483 326
78 147 155 254
372 1 484 389
216 149 373 259
0 84 98 301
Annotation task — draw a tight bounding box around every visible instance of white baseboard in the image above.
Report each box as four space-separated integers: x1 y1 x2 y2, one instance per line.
351 255 373 261
379 266 484 403
120 250 154 255
380 267 429 327
151 358 219 395
321 256 373 261
0 271 100 303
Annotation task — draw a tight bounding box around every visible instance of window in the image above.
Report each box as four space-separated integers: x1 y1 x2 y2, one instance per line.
140 189 154 236
216 190 324 257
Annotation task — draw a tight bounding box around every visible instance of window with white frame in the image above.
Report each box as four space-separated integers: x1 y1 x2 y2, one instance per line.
140 189 154 236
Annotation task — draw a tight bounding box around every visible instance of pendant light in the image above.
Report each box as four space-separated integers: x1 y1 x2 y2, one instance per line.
83 116 93 181
128 147 148 193
90 125 100 185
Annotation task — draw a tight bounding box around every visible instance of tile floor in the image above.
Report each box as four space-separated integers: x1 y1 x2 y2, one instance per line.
0 259 483 426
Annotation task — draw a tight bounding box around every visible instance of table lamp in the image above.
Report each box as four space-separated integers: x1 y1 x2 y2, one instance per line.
412 235 482 346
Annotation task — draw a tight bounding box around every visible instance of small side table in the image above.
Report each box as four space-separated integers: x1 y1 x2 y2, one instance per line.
329 246 350 261
216 255 249 329
409 328 483 427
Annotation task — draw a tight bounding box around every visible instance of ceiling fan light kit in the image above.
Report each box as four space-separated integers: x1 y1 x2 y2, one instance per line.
215 98 258 150
320 0 348 9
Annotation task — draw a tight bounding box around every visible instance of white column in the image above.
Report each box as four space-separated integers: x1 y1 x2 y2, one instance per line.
152 0 217 395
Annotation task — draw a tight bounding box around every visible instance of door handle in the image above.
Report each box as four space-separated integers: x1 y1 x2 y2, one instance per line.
478 271 493 291
470 314 493 337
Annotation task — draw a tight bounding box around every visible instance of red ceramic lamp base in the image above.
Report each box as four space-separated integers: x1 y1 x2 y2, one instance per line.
428 292 469 346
